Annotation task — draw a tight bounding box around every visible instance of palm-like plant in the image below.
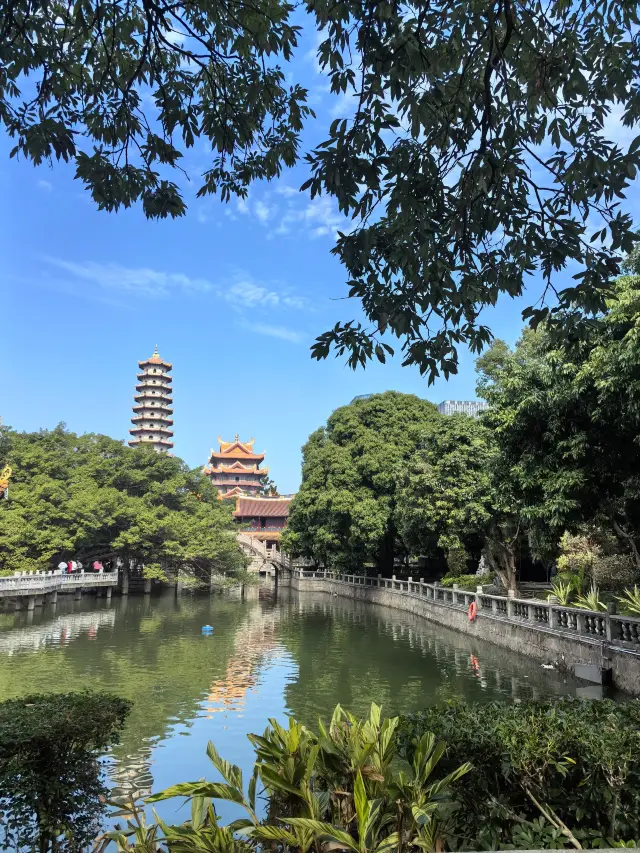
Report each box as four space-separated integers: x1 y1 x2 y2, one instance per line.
548 580 574 606
98 704 471 853
288 730 471 853
617 585 640 616
574 583 606 612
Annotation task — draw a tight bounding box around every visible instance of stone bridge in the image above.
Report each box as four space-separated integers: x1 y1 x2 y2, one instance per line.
0 571 116 610
236 534 290 576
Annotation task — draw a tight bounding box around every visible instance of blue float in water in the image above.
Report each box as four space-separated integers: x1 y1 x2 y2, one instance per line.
201 625 214 634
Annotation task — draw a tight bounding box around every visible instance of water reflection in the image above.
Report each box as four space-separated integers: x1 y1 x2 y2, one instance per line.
0 585 585 803
0 607 116 654
205 606 283 716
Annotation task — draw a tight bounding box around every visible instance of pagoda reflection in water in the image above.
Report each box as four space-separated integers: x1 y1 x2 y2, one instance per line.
203 605 283 717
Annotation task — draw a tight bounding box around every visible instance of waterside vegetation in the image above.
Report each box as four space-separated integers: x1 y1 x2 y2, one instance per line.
0 425 246 579
25 697 633 852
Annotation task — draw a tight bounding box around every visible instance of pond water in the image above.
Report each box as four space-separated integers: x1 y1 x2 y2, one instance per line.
0 584 584 816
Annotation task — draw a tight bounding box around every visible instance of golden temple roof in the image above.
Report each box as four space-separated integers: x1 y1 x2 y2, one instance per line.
210 462 267 474
209 437 265 463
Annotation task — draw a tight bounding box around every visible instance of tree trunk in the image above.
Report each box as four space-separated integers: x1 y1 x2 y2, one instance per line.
612 520 640 572
486 526 519 593
376 525 396 575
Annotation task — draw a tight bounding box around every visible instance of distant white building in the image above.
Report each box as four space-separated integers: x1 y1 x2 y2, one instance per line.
350 394 374 404
437 400 488 417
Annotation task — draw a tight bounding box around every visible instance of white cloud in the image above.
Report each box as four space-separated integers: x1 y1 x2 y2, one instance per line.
271 195 351 240
222 277 280 308
242 321 305 344
37 179 53 191
44 258 212 298
44 258 310 314
254 200 272 223
275 184 299 198
602 102 638 149
163 28 186 45
236 197 250 215
304 30 327 76
329 92 358 119
218 271 309 311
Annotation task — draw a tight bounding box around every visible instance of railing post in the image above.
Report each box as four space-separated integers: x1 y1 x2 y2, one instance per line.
377 573 381 587
475 586 483 611
606 601 616 642
506 589 516 618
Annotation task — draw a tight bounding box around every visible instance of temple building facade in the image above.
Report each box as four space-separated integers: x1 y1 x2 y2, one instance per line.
129 347 174 453
232 495 291 549
204 436 268 498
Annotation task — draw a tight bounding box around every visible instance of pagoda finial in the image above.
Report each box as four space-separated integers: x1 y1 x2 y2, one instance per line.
234 433 239 442
153 344 159 357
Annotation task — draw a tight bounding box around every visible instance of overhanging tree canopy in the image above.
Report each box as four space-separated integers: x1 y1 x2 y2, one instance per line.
3 0 640 379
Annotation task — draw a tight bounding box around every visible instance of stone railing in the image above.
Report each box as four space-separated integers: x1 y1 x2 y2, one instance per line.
0 571 116 596
291 570 640 650
237 534 291 569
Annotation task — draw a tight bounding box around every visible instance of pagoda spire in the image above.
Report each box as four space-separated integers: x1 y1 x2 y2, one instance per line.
129 348 174 453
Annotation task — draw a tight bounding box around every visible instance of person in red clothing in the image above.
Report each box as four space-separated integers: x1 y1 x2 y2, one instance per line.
67 561 73 574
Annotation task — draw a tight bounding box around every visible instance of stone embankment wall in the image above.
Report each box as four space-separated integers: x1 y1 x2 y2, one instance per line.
284 572 640 695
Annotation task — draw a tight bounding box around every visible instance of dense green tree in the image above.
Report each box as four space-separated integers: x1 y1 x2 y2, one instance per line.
3 0 640 378
396 414 523 591
0 424 245 577
281 392 438 573
477 274 640 572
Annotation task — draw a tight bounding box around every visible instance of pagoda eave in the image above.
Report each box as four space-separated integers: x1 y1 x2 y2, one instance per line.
208 453 265 463
129 427 174 436
138 358 172 369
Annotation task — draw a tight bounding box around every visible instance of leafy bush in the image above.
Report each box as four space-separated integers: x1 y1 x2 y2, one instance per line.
557 530 637 592
444 547 469 577
0 692 131 852
440 574 479 589
101 704 470 852
398 700 640 849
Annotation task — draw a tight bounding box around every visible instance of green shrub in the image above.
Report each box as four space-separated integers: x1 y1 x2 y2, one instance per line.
445 547 469 576
440 574 479 589
557 530 638 592
0 691 131 852
102 703 470 852
398 699 640 850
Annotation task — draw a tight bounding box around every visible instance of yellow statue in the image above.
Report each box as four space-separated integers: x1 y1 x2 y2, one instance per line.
0 465 12 497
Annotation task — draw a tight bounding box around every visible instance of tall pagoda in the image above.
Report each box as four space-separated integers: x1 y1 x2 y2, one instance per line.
204 436 267 498
129 347 174 453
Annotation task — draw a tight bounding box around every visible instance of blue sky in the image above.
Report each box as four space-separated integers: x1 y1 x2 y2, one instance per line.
2 28 638 494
